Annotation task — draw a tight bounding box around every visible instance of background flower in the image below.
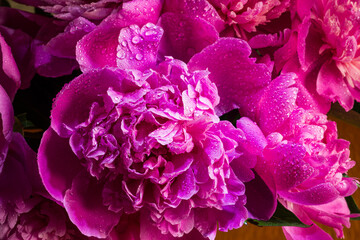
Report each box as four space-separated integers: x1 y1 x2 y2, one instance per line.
11 0 123 21
250 73 358 238
277 0 360 112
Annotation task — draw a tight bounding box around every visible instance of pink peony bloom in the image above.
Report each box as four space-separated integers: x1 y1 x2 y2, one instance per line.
164 0 290 39
12 0 123 21
209 0 290 37
38 59 255 239
0 132 92 240
251 73 357 238
39 20 278 238
0 6 90 80
278 0 360 111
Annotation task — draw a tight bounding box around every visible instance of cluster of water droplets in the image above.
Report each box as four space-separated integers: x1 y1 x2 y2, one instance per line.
116 23 163 67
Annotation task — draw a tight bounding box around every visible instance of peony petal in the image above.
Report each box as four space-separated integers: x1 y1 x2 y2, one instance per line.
283 223 333 240
188 38 271 116
46 17 96 59
0 32 20 100
164 0 225 32
116 23 163 71
317 60 354 111
38 128 82 202
236 117 267 156
304 198 351 238
297 16 323 72
0 85 13 142
140 210 206 240
263 143 313 191
158 12 219 62
280 183 339 205
76 0 162 72
64 171 120 238
51 68 129 137
257 73 298 135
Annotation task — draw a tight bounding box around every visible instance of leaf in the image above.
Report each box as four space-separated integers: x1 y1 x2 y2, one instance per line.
16 113 35 129
247 201 311 227
345 196 360 220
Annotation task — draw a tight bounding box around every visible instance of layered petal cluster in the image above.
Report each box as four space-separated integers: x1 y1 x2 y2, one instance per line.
253 74 357 238
0 133 89 240
12 0 123 21
164 0 290 39
209 0 290 37
278 0 360 111
38 54 263 239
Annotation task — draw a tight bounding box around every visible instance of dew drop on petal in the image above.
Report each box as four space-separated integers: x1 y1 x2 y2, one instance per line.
117 50 126 59
135 53 143 60
145 30 157 36
132 36 141 44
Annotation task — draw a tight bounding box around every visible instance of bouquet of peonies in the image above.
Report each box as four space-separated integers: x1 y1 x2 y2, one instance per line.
1 0 360 239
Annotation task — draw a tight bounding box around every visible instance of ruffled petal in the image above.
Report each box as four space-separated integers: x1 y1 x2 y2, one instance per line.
64 171 120 238
76 0 162 72
116 23 163 71
257 73 298 135
317 60 354 111
188 38 271 116
164 0 225 32
158 12 219 62
38 128 82 201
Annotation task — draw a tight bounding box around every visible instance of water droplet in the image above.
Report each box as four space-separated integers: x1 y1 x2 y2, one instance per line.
145 30 157 36
132 36 141 44
117 50 126 59
204 5 211 12
135 53 143 60
121 41 127 47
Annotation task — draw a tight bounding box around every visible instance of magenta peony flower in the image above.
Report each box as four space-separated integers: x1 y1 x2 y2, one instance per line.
12 0 123 21
38 59 257 239
251 73 358 238
278 0 360 111
0 131 91 240
39 19 279 238
164 0 290 38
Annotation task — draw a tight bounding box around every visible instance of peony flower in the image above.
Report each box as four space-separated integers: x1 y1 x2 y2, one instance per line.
164 0 291 39
250 73 358 238
0 6 88 80
39 20 279 238
278 0 360 111
0 132 91 240
38 59 255 239
11 0 123 21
